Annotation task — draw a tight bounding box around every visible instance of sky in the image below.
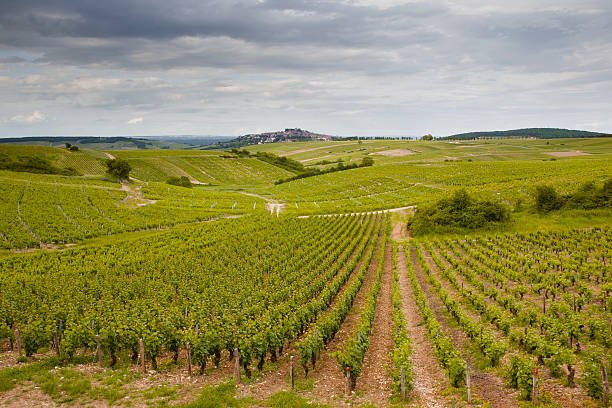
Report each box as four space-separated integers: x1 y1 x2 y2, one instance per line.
1 0 611 137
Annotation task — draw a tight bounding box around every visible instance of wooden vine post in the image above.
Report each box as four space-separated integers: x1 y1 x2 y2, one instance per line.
186 343 192 376
14 329 22 359
466 365 471 403
602 364 609 407
234 348 241 384
290 355 295 390
345 367 351 396
139 338 145 373
95 334 102 365
532 367 539 405
53 330 60 355
400 367 406 401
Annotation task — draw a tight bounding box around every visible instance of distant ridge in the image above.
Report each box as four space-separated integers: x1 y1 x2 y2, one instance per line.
439 128 610 140
205 128 335 149
0 136 203 150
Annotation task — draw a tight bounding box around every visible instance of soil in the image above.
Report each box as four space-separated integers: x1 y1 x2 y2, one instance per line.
120 183 157 207
391 221 411 241
307 227 385 406
396 245 457 407
408 244 521 408
0 383 57 407
353 244 394 405
432 244 599 408
300 155 333 163
372 149 415 157
543 151 590 157
236 217 379 403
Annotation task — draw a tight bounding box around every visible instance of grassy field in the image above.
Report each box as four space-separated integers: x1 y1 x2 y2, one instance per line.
0 137 610 407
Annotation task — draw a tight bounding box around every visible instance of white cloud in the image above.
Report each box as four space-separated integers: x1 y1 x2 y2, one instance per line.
127 117 144 124
10 111 46 123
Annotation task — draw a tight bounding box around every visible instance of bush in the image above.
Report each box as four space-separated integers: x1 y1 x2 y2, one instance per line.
534 185 564 212
167 176 193 188
534 180 611 212
105 158 131 181
409 189 510 235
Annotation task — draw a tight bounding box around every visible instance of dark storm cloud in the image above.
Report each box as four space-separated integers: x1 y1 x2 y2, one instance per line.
1 0 609 74
1 0 611 136
0 0 443 45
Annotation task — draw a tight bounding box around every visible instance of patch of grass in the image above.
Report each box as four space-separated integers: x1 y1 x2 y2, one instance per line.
267 391 331 408
89 384 127 405
0 356 62 392
356 402 377 408
95 366 138 386
292 376 314 392
37 371 61 396
142 383 180 400
36 368 92 403
179 380 255 408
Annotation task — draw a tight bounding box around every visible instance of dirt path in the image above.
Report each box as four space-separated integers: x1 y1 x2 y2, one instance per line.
391 221 411 241
297 206 415 219
308 227 385 406
237 217 380 402
397 245 455 407
103 152 116 160
408 244 520 408
120 183 157 207
354 243 394 405
432 244 598 408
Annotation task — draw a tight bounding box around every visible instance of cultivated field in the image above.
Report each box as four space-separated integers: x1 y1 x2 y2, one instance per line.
0 138 610 407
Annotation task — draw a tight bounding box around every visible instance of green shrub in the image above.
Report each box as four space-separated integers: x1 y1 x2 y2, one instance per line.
534 179 611 212
167 176 193 188
534 185 564 212
105 158 131 180
409 189 510 235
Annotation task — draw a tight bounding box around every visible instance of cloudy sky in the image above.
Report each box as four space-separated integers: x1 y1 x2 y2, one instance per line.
1 0 611 137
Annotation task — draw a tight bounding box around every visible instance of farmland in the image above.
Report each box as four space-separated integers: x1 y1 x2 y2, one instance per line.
0 138 610 407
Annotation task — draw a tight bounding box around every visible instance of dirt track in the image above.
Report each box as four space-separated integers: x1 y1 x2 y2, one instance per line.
354 244 394 404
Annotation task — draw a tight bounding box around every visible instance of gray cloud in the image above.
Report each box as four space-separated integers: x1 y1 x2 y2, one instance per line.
0 0 611 136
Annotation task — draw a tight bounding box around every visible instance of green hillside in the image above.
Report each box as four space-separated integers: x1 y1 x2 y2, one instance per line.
111 149 294 185
439 127 609 140
0 136 195 150
0 136 610 408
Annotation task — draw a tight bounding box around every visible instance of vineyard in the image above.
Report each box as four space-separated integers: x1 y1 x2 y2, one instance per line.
0 138 610 407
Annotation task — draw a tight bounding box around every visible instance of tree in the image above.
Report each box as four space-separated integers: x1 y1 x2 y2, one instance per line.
105 158 131 181
422 134 433 141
